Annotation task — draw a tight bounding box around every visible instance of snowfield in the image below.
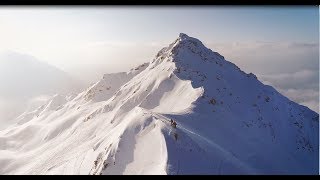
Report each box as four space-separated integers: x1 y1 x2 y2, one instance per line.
0 33 318 175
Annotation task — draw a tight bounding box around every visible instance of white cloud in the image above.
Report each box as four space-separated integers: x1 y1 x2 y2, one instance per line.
207 41 319 75
278 88 319 113
207 41 319 113
209 41 319 52
300 100 319 113
259 69 318 89
209 41 319 113
259 71 319 113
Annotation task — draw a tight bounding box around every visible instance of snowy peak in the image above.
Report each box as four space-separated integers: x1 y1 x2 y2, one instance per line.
153 33 225 66
174 33 225 61
178 33 188 39
177 33 202 44
0 34 318 175
177 33 203 46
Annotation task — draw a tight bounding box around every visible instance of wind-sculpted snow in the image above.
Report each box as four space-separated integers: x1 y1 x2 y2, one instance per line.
0 33 318 175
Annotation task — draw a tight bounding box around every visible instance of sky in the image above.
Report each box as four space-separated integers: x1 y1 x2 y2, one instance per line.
0 6 319 112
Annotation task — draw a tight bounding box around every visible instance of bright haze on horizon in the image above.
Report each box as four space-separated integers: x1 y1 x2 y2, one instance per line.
0 6 318 113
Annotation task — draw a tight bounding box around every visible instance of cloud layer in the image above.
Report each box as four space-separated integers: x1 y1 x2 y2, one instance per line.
260 73 319 112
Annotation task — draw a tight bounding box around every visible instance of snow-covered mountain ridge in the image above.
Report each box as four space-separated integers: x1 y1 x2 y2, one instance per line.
0 33 318 175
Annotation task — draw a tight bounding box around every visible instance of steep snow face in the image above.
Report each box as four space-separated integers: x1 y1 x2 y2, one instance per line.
0 34 318 175
160 33 319 174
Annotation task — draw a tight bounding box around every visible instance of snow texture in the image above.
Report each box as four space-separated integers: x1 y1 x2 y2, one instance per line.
0 33 318 175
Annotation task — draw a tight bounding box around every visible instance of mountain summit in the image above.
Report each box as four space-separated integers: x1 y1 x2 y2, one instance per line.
0 34 318 175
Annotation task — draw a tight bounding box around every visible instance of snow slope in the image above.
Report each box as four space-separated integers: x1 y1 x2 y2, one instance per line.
0 33 318 175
